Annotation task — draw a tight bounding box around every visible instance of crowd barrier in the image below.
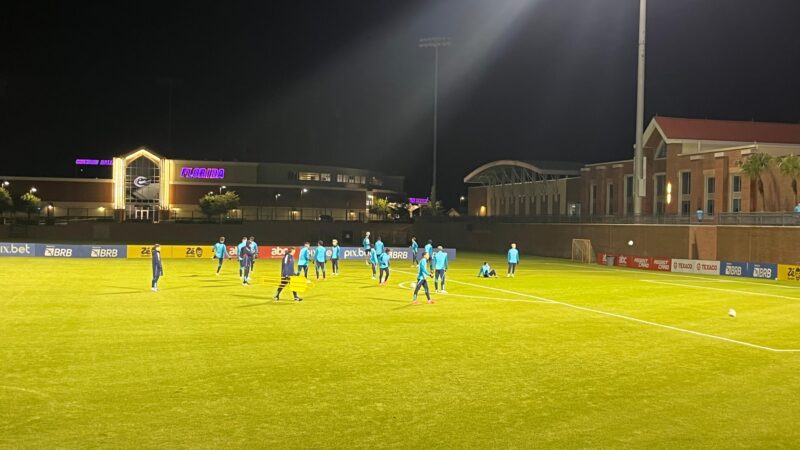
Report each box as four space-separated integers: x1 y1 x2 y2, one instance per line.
596 252 794 282
0 242 456 261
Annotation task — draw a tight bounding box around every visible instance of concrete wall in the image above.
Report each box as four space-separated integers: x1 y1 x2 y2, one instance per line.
0 222 413 247
2 221 798 264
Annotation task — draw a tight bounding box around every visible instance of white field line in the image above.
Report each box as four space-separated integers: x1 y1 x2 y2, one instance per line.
642 279 800 302
0 385 51 398
394 270 800 353
396 281 552 304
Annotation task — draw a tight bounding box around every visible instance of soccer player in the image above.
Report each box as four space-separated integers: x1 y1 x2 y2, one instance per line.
236 237 248 279
248 236 259 272
368 245 378 279
378 248 391 285
151 243 163 292
297 242 311 282
374 236 384 257
433 245 449 293
363 231 371 265
478 262 497 278
274 247 302 302
412 252 435 305
212 236 230 275
507 242 520 277
241 238 255 285
410 236 419 266
314 240 327 280
331 239 341 276
424 240 434 271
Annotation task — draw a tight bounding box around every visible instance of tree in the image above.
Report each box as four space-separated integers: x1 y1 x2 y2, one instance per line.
738 153 772 212
370 198 394 220
420 200 444 216
776 154 800 204
0 187 12 216
18 192 42 221
198 191 240 222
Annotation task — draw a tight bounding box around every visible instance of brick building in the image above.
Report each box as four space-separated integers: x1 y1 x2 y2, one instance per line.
580 116 800 218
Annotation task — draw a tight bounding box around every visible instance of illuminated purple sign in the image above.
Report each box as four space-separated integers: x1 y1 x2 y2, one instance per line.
180 167 226 179
408 197 429 205
76 159 113 166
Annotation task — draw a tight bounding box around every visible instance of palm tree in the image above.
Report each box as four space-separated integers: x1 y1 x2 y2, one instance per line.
776 154 800 204
737 153 772 211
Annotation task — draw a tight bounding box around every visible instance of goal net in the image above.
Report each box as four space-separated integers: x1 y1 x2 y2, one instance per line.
571 239 594 264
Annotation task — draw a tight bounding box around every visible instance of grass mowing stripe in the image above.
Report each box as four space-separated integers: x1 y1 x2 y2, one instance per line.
642 279 800 302
395 269 800 353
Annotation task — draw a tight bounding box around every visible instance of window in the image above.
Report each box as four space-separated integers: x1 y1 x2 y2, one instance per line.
606 183 615 215
321 173 331 182
731 174 742 213
369 176 383 186
679 171 691 216
299 172 320 181
705 176 715 216
653 173 666 216
624 175 634 215
336 174 344 183
655 142 667 159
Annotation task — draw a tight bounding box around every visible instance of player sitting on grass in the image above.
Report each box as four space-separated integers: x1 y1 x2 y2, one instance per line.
433 245 448 294
315 240 327 280
212 236 230 275
378 248 391 285
151 243 163 292
412 252 435 305
507 242 519 277
274 247 301 302
331 239 340 276
478 262 497 278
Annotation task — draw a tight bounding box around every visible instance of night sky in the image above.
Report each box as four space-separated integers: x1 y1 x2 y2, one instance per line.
2 0 799 207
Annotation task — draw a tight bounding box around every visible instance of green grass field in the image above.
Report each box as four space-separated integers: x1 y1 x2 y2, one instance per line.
2 253 800 448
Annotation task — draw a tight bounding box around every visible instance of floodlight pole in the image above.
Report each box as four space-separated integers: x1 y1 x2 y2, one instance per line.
633 0 647 218
419 37 451 215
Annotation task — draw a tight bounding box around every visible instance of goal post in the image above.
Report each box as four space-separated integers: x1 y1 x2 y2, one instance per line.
571 239 594 264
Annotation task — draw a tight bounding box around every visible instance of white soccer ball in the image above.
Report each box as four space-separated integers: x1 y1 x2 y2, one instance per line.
627 240 634 246
728 308 737 318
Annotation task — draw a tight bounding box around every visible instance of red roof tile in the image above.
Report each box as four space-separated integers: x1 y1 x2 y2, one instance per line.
655 116 800 145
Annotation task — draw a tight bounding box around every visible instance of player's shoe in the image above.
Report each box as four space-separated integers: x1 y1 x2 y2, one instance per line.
427 299 436 304
294 297 303 302
441 290 448 294
151 287 158 292
412 300 420 305
273 295 279 301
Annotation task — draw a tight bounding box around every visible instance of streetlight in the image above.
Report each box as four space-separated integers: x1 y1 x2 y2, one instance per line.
1 181 9 188
459 195 466 203
29 187 37 194
219 185 227 194
419 36 451 215
633 0 647 218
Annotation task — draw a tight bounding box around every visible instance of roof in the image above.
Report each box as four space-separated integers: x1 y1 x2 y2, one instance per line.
653 116 800 144
464 159 583 184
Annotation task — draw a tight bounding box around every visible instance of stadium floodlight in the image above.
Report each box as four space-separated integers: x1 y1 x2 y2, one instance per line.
633 0 647 218
419 36 451 215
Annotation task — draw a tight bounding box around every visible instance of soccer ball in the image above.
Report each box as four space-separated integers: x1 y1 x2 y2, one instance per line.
728 308 737 318
627 240 634 246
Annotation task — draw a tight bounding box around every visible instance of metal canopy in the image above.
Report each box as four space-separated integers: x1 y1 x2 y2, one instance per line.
463 160 583 186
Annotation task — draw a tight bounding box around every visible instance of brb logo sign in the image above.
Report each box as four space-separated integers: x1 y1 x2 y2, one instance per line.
91 247 119 258
44 246 73 257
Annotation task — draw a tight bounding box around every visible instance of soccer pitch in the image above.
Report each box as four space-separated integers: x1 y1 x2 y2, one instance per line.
2 254 800 448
